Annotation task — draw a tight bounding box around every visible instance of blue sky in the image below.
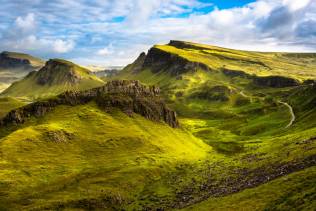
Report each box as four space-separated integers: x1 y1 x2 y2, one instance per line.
0 0 315 67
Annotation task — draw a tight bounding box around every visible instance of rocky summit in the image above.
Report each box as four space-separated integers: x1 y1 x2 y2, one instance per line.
36 59 89 85
0 80 179 128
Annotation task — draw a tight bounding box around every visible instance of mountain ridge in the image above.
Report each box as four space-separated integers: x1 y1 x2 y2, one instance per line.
123 40 316 85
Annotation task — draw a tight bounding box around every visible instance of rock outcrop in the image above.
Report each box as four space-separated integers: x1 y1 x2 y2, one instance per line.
36 59 84 85
253 76 300 88
0 80 179 128
221 68 251 78
0 52 33 70
142 47 210 76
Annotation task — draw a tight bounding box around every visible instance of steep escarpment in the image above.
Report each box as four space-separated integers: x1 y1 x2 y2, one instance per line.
142 47 210 76
0 80 179 128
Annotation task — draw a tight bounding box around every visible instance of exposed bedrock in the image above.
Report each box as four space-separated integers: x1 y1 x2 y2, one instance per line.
142 47 211 75
0 80 179 128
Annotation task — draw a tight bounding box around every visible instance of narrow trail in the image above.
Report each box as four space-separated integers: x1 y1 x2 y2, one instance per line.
278 101 295 128
237 89 295 128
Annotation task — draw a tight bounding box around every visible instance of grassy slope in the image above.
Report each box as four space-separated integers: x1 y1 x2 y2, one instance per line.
112 42 316 209
0 42 315 209
0 102 209 210
1 59 105 99
0 83 10 93
154 41 316 81
184 166 316 211
0 97 27 118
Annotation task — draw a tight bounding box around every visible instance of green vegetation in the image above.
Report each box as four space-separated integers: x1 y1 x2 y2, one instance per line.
110 41 316 209
154 41 316 81
0 103 209 210
0 41 315 210
184 166 316 211
0 97 27 118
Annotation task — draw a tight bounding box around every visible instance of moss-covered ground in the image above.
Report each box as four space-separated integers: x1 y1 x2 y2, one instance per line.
0 42 315 210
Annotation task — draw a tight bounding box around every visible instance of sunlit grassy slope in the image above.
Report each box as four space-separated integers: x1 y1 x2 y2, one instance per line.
0 102 209 210
0 97 27 118
111 41 316 209
1 59 104 99
0 41 315 210
154 41 316 81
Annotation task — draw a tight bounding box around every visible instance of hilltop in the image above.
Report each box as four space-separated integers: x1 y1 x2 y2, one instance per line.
1 59 104 99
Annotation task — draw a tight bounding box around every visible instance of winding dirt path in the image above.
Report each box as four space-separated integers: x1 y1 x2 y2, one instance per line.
237 89 295 128
279 101 295 128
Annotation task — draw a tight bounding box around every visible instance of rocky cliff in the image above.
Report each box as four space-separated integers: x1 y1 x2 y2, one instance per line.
253 76 300 88
0 80 179 128
142 47 210 76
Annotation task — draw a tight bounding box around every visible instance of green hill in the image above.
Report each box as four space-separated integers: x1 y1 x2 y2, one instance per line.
0 41 315 210
110 40 316 209
1 59 104 99
0 80 209 210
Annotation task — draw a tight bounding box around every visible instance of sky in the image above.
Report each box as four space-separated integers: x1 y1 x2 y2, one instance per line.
0 0 315 66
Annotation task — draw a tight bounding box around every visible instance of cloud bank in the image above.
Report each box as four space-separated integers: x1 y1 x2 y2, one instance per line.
0 0 315 66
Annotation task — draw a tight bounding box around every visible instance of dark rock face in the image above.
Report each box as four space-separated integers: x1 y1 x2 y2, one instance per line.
36 59 82 85
143 47 210 76
131 52 147 73
253 76 300 88
0 52 32 70
189 85 232 102
303 79 316 86
168 40 207 51
221 68 251 78
0 80 179 128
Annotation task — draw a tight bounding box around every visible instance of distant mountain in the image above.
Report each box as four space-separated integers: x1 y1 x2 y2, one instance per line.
0 51 44 70
0 51 45 92
89 66 123 78
1 59 104 99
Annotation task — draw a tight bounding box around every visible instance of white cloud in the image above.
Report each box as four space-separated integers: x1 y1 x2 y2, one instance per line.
283 0 311 11
97 47 111 56
15 13 36 32
53 39 75 53
0 0 315 66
